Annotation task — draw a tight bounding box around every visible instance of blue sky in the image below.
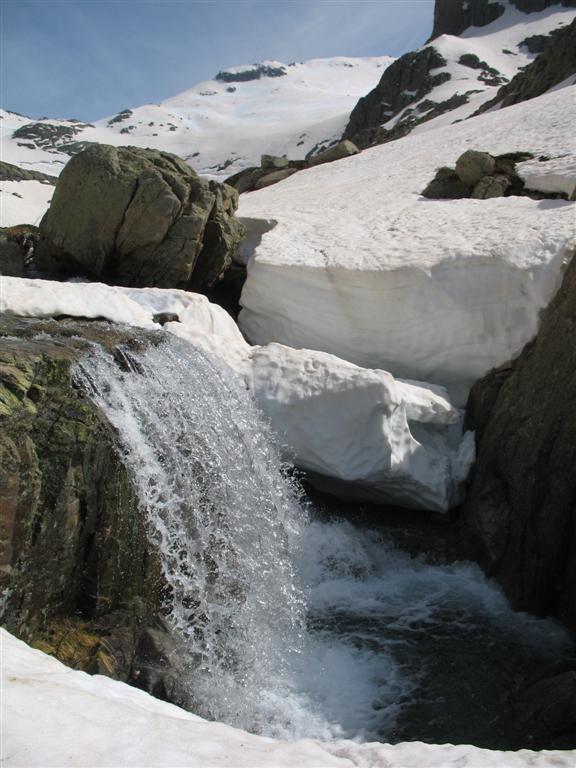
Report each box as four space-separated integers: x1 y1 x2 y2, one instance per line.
2 0 434 121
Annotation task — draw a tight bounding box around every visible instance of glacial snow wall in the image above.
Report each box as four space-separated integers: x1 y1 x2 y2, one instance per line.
238 86 576 405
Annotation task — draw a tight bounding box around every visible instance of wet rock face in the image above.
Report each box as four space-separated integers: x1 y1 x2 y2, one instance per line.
0 317 186 705
343 47 450 149
460 251 576 633
35 144 245 292
475 18 576 115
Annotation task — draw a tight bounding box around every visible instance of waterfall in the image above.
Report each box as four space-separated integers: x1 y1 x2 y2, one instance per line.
74 334 574 747
73 337 324 737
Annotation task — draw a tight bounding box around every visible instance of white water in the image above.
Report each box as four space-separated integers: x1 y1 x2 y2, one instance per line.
74 336 573 745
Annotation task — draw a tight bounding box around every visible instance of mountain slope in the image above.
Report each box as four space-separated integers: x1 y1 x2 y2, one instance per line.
344 1 576 147
0 56 392 227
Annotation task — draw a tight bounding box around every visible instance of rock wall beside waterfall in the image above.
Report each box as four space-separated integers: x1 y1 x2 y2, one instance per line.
460 249 576 632
0 317 183 703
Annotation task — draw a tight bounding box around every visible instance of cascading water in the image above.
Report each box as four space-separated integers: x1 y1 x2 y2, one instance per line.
74 337 326 738
74 335 574 747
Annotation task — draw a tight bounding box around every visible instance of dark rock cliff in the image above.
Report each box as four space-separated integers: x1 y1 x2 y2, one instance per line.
430 0 576 40
429 0 505 41
460 249 576 633
474 17 576 114
343 47 450 148
344 0 575 149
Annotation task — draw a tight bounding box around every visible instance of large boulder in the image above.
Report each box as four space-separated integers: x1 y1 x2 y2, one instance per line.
455 150 496 187
460 249 576 632
35 145 245 291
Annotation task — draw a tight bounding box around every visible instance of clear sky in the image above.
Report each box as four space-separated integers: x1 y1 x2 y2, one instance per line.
1 0 434 122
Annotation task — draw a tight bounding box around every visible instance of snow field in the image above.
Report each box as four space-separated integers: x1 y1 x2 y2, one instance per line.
238 85 576 404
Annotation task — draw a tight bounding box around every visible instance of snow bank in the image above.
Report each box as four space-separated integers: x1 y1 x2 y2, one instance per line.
0 276 468 510
238 86 576 404
249 344 463 511
519 153 576 198
3 630 574 768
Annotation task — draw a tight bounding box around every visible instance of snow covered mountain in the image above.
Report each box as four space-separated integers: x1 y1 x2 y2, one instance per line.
0 56 392 226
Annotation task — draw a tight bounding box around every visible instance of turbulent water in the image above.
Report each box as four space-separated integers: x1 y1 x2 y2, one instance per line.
74 336 574 746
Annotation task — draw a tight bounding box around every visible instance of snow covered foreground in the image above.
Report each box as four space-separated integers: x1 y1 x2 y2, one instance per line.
238 85 576 404
2 629 573 768
0 276 472 511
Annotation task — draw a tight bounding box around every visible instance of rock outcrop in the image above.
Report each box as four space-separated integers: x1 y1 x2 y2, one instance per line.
460 250 576 633
225 142 360 194
0 161 57 185
421 150 545 200
343 47 450 149
0 317 184 703
429 0 576 41
35 145 245 292
428 0 505 41
474 17 576 115
0 225 39 277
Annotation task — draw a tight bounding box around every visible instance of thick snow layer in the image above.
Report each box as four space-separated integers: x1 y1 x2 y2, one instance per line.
248 344 462 511
3 630 574 768
519 153 576 198
0 276 469 510
238 86 576 404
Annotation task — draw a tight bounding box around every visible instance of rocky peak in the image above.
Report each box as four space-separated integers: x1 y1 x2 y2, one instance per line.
429 0 576 41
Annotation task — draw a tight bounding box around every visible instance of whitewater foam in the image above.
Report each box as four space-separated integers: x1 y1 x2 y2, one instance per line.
74 335 573 745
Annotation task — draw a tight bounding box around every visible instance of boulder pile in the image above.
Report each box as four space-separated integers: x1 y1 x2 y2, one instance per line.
225 140 359 194
422 149 536 200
